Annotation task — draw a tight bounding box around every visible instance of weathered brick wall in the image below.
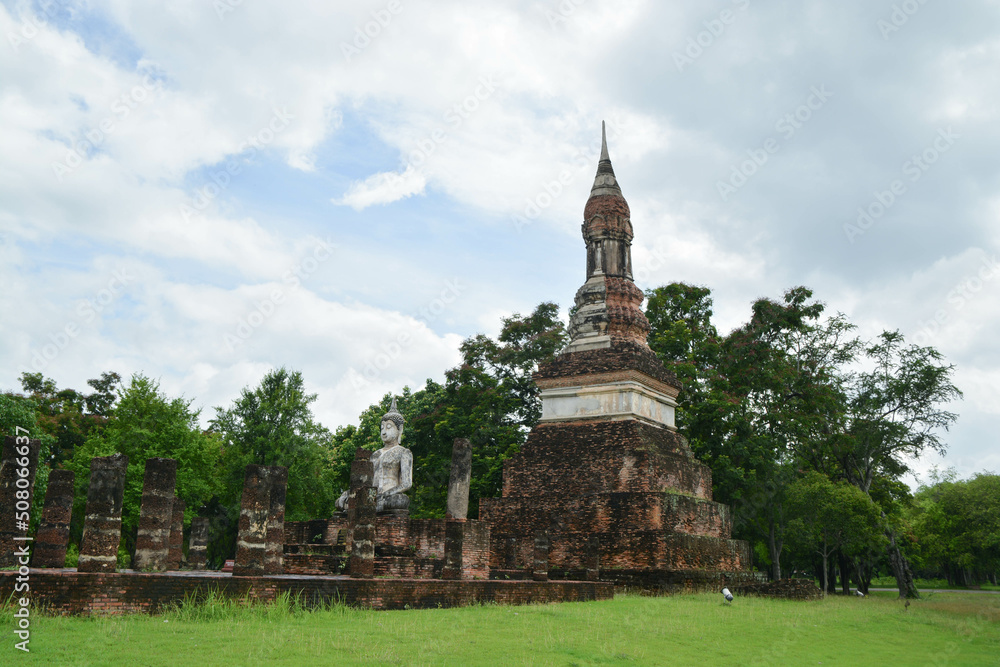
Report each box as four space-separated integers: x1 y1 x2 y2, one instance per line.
535 339 681 390
498 421 712 500
596 568 764 594
284 519 330 545
285 518 489 580
460 521 490 580
284 554 347 575
481 492 731 538
407 519 446 558
734 578 822 600
0 570 612 614
286 517 459 560
488 530 749 572
375 514 410 549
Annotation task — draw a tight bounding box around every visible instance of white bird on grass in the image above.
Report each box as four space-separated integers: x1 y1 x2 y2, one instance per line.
721 587 734 603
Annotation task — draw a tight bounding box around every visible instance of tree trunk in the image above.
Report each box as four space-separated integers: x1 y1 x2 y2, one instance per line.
854 556 872 595
886 526 919 599
768 519 782 581
839 551 852 595
989 571 997 586
821 539 828 598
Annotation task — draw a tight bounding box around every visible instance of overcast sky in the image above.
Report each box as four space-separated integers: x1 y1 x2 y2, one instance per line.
2 0 997 484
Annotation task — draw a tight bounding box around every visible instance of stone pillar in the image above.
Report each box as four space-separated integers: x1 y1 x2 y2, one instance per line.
446 437 472 520
442 520 465 580
188 517 209 570
233 465 287 577
0 436 41 567
345 449 373 553
532 530 550 582
264 467 287 575
167 498 185 570
347 450 376 579
78 453 128 573
585 535 601 581
133 458 176 571
31 469 75 568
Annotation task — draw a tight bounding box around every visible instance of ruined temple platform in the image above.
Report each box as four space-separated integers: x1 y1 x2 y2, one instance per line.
0 568 612 615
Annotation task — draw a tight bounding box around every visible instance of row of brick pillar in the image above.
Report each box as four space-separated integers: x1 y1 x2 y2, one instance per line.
0 436 281 575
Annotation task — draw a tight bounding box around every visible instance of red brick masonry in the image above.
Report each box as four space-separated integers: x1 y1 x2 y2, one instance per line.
1 569 612 614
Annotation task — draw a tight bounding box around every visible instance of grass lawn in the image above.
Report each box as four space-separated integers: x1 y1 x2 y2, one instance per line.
4 590 999 666
870 576 1000 592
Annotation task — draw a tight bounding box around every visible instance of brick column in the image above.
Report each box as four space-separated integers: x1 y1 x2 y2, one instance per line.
0 436 41 568
264 467 287 575
78 453 128 573
585 535 601 581
166 498 185 570
532 530 550 582
233 465 287 577
31 469 75 568
442 520 465 580
345 449 373 553
349 486 376 579
446 437 472 520
188 517 209 570
133 458 176 571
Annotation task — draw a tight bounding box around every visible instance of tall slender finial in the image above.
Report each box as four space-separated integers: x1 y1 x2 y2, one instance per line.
590 120 621 198
600 120 609 162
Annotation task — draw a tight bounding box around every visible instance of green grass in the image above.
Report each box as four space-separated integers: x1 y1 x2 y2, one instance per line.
3 591 999 666
870 576 1000 591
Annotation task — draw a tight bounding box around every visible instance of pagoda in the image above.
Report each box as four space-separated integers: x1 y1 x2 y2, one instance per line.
479 123 753 591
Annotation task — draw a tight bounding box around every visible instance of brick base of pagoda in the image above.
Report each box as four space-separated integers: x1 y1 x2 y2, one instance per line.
479 419 755 591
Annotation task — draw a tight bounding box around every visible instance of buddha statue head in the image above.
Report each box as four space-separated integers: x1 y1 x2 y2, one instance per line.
380 397 405 448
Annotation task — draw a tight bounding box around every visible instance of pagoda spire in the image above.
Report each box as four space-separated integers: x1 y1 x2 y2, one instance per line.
563 122 651 353
590 120 622 199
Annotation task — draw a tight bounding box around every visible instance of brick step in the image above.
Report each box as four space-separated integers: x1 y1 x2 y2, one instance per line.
489 531 751 572
283 543 338 555
479 491 731 538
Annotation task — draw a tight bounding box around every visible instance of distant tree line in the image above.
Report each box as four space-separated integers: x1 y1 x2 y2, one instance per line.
2 284 990 596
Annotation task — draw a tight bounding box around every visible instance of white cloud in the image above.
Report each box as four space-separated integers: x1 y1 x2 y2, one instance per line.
335 165 427 210
1 0 998 478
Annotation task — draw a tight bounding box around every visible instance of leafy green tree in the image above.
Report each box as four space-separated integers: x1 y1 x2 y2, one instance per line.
69 374 221 557
786 471 887 595
911 471 1000 586
18 371 121 465
211 367 338 522
0 392 55 530
0 392 41 439
646 284 859 579
831 332 962 598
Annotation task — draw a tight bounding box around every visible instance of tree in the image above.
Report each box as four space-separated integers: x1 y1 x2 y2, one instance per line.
646 284 859 579
211 367 338 522
786 472 886 596
912 471 1000 586
17 371 121 465
834 332 962 598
